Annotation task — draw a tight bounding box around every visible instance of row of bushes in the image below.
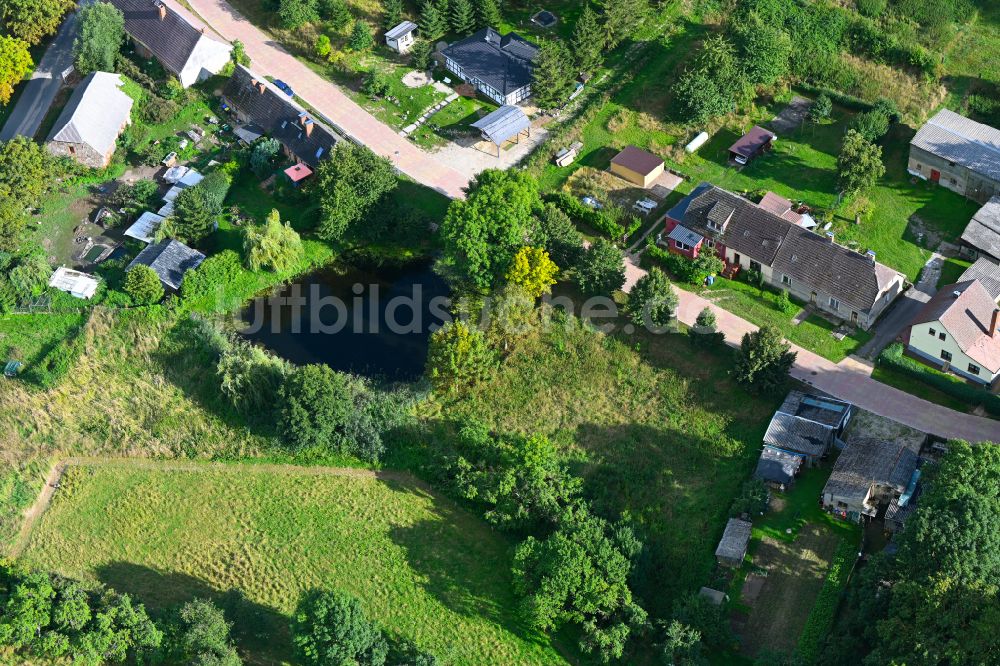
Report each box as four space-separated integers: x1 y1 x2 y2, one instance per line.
797 538 857 663
644 237 724 286
878 343 1000 416
547 192 641 243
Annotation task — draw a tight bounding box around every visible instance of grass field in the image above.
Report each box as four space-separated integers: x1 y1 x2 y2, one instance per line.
19 462 567 665
414 313 781 617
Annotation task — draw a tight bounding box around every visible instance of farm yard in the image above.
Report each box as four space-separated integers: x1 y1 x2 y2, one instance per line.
18 461 568 665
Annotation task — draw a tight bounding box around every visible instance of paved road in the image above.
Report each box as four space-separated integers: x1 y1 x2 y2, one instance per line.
623 254 1000 443
0 1 91 142
182 0 469 199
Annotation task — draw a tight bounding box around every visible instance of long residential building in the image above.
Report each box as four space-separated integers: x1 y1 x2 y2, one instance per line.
111 0 232 88
442 28 538 105
221 65 343 167
661 183 905 329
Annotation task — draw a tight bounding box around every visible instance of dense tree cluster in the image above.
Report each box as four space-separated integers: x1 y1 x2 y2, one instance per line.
244 209 304 272
292 590 437 666
732 324 796 394
837 129 885 195
123 265 165 305
74 1 126 74
0 0 75 46
312 142 398 243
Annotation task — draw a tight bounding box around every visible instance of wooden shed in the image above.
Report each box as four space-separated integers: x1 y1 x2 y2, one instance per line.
610 146 664 187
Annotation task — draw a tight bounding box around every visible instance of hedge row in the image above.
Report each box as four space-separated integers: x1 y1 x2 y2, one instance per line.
879 342 1000 417
797 538 856 664
547 192 640 243
793 83 874 113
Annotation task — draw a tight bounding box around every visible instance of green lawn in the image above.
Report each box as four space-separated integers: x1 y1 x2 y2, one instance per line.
692 276 871 363
936 256 972 289
0 312 87 367
19 462 567 665
416 312 781 618
409 94 496 149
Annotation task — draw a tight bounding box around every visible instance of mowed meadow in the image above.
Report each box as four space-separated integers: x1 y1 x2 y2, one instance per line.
18 462 568 665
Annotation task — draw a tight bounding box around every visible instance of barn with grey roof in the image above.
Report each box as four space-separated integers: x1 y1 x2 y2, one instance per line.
715 518 752 567
960 196 1000 260
909 109 1000 203
822 438 919 523
47 72 133 168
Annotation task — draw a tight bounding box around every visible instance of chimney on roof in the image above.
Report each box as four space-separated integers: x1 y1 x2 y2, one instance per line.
299 113 314 137
865 249 876 264
953 290 962 298
992 309 999 338
257 82 266 94
824 231 834 243
157 2 166 20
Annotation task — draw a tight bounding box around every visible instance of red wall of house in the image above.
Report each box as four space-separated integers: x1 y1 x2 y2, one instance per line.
662 215 729 261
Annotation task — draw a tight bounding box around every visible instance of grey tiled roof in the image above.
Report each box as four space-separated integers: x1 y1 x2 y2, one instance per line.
763 412 835 457
678 185 787 265
715 518 752 561
223 66 342 167
668 224 704 247
961 196 1000 259
442 28 538 96
823 438 918 505
48 72 133 155
960 256 1000 300
111 0 223 76
128 239 205 290
911 109 1000 183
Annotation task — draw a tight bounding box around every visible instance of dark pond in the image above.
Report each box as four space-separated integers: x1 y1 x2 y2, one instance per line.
240 261 451 381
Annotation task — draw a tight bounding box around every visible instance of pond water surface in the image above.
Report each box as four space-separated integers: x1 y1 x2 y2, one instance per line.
240 261 450 381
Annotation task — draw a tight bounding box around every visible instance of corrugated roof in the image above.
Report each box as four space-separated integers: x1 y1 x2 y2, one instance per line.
779 391 852 428
48 72 133 155
754 445 804 485
442 28 538 96
471 105 530 145
715 518 752 561
128 239 205 290
124 211 165 243
960 256 1000 300
385 20 417 40
823 438 918 505
763 412 835 457
961 196 1000 259
911 109 1000 183
667 224 703 247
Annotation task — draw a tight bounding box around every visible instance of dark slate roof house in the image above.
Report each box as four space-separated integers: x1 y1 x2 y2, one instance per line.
442 28 539 105
222 66 343 167
960 196 1000 260
111 0 232 88
762 391 854 462
128 239 206 290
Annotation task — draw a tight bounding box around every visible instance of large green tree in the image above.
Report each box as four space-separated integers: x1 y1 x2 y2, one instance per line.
0 34 30 105
473 0 501 30
0 202 27 252
732 13 790 86
533 202 584 269
123 265 164 305
291 590 388 666
419 0 448 43
531 39 575 111
278 0 319 29
244 208 303 272
732 324 796 394
440 169 539 291
0 136 49 208
382 0 403 30
625 266 677 330
163 599 241 666
278 364 352 450
571 4 604 73
313 142 398 242
837 129 885 195
449 0 474 34
597 0 647 49
74 1 125 74
0 0 75 45
575 238 625 297
513 508 646 661
425 320 496 393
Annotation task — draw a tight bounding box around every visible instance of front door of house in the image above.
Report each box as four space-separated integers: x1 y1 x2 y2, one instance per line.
851 311 859 324
810 291 817 304
931 169 941 182
734 253 741 266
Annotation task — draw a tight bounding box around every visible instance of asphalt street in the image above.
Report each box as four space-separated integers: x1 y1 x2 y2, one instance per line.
0 1 91 142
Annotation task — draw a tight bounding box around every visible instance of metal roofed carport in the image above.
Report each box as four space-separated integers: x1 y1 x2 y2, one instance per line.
471 105 531 156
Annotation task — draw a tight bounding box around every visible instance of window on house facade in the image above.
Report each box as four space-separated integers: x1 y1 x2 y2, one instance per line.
829 297 840 311
941 350 953 362
939 332 946 341
781 274 792 286
968 363 981 376
929 327 936 336
675 240 691 251
750 260 761 272
706 239 715 248
948 161 956 167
